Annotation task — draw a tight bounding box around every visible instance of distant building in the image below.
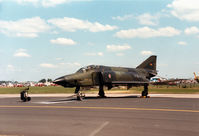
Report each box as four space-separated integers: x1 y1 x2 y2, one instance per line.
7 82 14 87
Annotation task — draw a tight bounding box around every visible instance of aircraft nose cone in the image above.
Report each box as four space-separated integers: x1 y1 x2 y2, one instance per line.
53 77 65 85
53 75 75 87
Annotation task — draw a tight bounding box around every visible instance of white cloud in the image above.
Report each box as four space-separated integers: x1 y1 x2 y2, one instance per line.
7 65 16 72
66 62 81 67
115 26 181 39
15 0 92 7
40 62 81 69
16 48 26 52
141 51 153 56
112 14 134 21
14 49 31 57
97 52 103 56
14 52 30 57
50 38 76 45
55 58 63 61
116 53 124 56
6 64 21 72
84 52 103 56
137 13 159 26
87 42 95 46
112 13 163 26
40 63 57 68
0 17 49 38
16 0 38 5
48 17 118 32
159 63 168 67
41 0 71 7
59 62 81 68
59 62 65 65
167 0 199 21
107 44 131 52
184 26 199 35
178 41 187 46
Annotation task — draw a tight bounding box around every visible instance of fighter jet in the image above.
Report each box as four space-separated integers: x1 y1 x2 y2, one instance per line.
193 72 199 83
151 77 182 86
53 55 157 100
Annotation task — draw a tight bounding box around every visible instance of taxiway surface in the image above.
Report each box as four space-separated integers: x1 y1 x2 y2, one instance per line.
0 94 199 136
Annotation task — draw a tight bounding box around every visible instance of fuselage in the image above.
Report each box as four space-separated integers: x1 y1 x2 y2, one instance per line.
53 65 157 88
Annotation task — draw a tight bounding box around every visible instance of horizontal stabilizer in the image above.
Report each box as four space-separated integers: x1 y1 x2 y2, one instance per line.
112 81 149 84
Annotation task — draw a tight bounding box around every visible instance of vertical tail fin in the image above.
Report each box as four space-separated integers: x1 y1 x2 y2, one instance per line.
136 55 157 70
194 72 199 83
194 72 197 79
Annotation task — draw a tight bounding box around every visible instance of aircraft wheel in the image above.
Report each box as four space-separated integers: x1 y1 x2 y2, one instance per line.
77 95 82 101
141 90 148 97
27 97 31 101
76 92 82 101
98 85 106 97
99 91 105 97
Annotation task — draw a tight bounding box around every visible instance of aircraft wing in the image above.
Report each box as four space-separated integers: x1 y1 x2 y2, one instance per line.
112 81 149 84
150 79 184 85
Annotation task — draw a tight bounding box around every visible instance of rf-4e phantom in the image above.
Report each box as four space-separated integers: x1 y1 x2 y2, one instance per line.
53 55 157 100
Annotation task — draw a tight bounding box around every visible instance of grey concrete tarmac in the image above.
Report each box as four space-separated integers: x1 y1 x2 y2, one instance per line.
0 95 199 136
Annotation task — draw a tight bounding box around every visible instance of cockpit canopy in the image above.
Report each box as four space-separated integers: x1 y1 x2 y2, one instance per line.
76 65 100 73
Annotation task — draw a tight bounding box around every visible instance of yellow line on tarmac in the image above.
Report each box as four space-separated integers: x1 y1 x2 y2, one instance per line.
0 105 199 113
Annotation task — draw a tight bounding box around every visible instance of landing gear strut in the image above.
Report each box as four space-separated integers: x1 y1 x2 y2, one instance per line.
98 85 106 98
75 86 82 101
141 84 149 98
98 73 106 98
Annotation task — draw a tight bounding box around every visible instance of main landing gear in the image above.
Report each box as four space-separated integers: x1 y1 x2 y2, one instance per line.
75 86 85 101
98 85 106 98
74 85 106 100
140 84 150 98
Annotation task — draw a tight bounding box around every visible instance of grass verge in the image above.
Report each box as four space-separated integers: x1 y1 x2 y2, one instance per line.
0 86 199 94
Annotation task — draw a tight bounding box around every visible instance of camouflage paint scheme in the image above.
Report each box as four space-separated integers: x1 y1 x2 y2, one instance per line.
53 55 157 98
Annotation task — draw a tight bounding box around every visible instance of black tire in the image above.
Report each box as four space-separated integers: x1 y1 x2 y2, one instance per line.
77 96 82 101
98 85 105 97
99 90 105 97
142 91 148 96
27 97 31 101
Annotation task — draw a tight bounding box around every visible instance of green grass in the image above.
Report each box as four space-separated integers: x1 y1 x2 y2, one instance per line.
131 87 199 94
0 86 75 94
0 86 199 94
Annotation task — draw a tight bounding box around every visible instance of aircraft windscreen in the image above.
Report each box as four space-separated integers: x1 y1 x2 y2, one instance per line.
76 68 85 73
76 65 98 73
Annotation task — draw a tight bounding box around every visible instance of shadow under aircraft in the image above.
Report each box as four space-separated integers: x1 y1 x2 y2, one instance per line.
53 55 157 100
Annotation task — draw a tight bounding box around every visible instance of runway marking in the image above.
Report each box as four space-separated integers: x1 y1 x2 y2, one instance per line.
32 101 75 104
89 121 109 136
0 105 199 113
0 135 24 136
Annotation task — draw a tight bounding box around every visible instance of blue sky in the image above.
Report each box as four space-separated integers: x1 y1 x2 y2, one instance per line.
0 0 199 81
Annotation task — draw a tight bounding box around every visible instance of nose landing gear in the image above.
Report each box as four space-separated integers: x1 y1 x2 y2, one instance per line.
75 86 85 101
